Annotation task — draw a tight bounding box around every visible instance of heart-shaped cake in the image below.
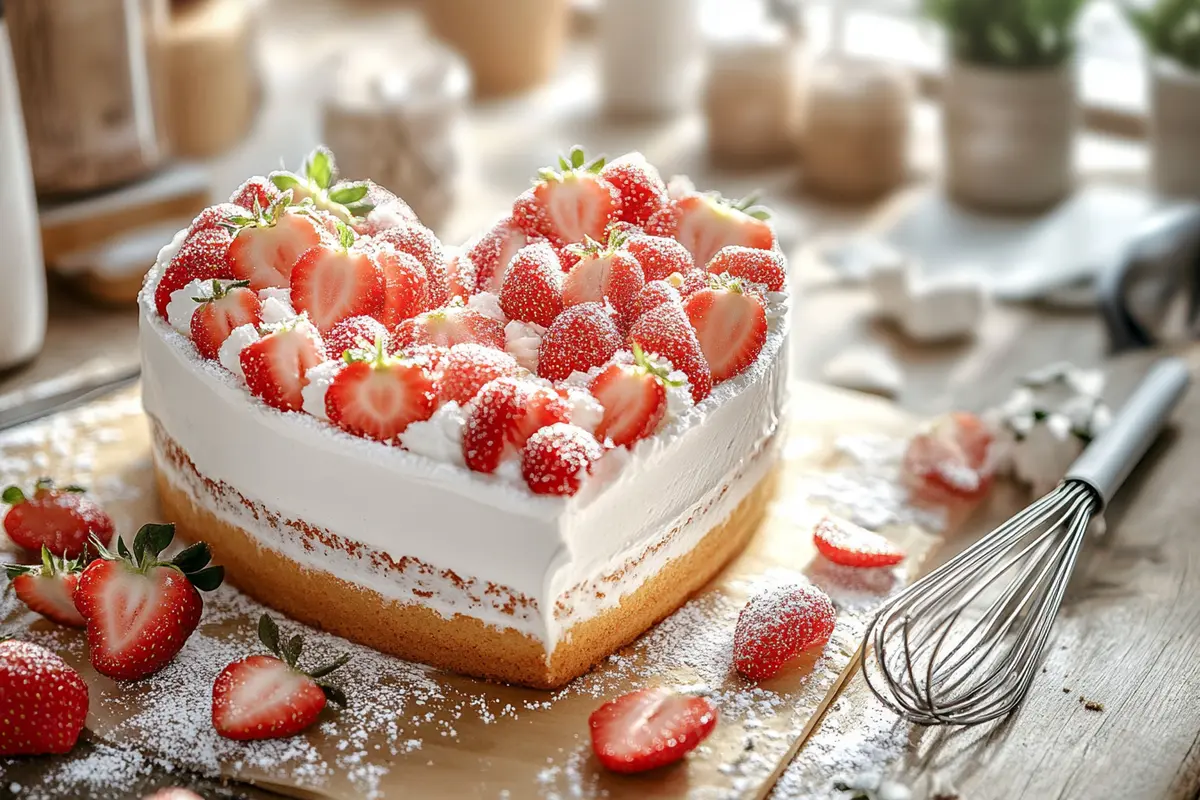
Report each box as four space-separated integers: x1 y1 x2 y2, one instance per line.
138 147 791 688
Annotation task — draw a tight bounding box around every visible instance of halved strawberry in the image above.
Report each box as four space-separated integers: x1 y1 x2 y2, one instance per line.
589 688 718 774
562 233 645 327
74 523 224 680
537 302 622 382
683 276 768 384
392 304 506 351
622 233 694 283
733 582 836 682
190 279 263 360
370 242 429 326
324 315 390 360
635 278 683 320
290 225 385 333
628 300 712 403
902 411 994 504
439 343 520 406
371 223 448 307
499 241 564 328
589 345 678 447
154 229 234 319
601 152 667 228
229 176 281 213
463 216 534 294
2 479 114 559
645 193 775 268
187 202 249 240
512 146 621 247
812 515 906 568
0 640 88 756
226 195 325 291
240 320 327 411
521 423 603 496
213 614 350 741
325 341 438 442
462 378 570 473
707 245 786 292
5 546 86 627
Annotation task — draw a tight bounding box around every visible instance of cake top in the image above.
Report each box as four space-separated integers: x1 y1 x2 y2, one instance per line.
141 146 790 498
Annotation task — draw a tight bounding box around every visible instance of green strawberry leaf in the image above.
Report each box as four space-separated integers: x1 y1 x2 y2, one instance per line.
328 183 369 205
321 684 348 707
284 633 304 667
189 565 225 592
116 536 131 560
137 523 175 560
304 148 335 190
271 172 303 192
172 541 212 573
1 486 24 504
336 219 356 251
258 613 280 656
309 652 351 680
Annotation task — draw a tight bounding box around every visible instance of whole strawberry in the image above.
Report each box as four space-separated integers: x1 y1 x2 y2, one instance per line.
622 234 694 283
5 546 87 627
0 639 89 756
462 377 571 473
212 614 350 741
463 215 536 294
600 152 667 228
371 222 448 307
3 479 113 558
628 300 712 403
74 523 224 681
439 343 520 406
707 245 787 292
733 582 836 681
536 302 622 382
521 423 603 496
512 146 621 247
499 241 565 328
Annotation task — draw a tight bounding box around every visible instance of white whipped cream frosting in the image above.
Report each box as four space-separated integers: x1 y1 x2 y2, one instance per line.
217 324 260 383
399 401 467 467
258 287 296 324
504 320 545 373
467 291 506 322
166 279 211 334
300 359 344 421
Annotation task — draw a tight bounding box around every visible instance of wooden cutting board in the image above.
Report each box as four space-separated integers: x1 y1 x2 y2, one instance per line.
0 381 958 799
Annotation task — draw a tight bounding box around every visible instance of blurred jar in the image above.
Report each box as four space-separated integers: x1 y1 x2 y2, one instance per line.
601 0 702 117
1148 58 1200 199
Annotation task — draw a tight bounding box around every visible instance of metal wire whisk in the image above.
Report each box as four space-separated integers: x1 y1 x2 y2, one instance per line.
862 358 1191 726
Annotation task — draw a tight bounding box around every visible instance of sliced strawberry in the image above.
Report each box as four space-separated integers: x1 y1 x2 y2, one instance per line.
562 234 645 327
370 242 429 326
290 230 385 333
537 302 622 382
499 241 564 328
812 515 906 568
372 222 448 307
2 480 114 559
392 304 506 351
464 216 534 294
325 343 438 442
733 582 836 682
439 343 520 406
0 640 88 756
635 279 683 320
902 412 994 504
74 523 224 680
241 320 327 412
446 252 477 300
462 378 570 473
521 423 603 496
5 546 86 627
683 277 768 384
601 153 667 228
226 197 324 291
628 300 712 403
229 176 282 213
622 233 695 283
589 688 718 774
190 279 263 360
707 245 786 292
325 315 390 360
589 345 677 447
187 202 249 240
646 193 776 268
512 146 621 247
213 614 350 741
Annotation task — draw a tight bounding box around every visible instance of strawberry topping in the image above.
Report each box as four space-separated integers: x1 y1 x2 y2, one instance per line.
371 222 448 308
190 279 263 360
600 152 667 228
290 226 385 333
628 300 712 403
392 304 505 351
439 343 521 406
240 320 327 412
622 234 695 283
462 377 570 473
499 241 564 328
521 423 603 496
812 515 906 568
226 195 324 291
324 315 390 360
683 276 768 384
707 245 787 292
370 242 430 327
733 582 836 682
512 146 621 247
589 687 718 774
463 216 534 294
589 345 677 447
536 302 622 382
325 341 438 442
645 193 775 268
562 233 645 327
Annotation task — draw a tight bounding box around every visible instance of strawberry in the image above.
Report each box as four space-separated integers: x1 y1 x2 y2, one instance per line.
537 302 622 382
325 315 390 360
446 252 476 300
154 229 234 318
0 640 88 755
190 279 263 360
290 222 385 332
325 341 438 442
371 222 448 307
350 182 417 236
187 202 249 240
439 343 520 406
3 479 113 558
645 193 776 268
226 194 325 291
401 343 450 372
628 300 712 403
464 216 534 294
499 241 564 328
229 176 282 213
521 423 603 496
241 319 327 412
812 515 906 568
392 303 506 351
678 268 709 298
601 152 667 227
902 411 994 504
683 277 768 384
270 147 377 225
512 146 621 247
589 344 679 447
733 582 836 681
562 233 645 326
622 233 694 283
635 278 683 320
371 242 429 326
74 523 224 680
5 546 86 627
462 378 570 473
143 789 204 800
706 245 786 292
212 614 350 741
588 687 718 774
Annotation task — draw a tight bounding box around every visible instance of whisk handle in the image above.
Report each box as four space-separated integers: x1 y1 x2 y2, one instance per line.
1066 357 1190 509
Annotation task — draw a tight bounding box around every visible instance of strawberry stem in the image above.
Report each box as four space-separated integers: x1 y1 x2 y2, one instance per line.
4 545 84 579
254 613 351 703
2 486 25 504
100 524 225 591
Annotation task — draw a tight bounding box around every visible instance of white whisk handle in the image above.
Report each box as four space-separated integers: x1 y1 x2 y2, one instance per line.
1065 357 1190 509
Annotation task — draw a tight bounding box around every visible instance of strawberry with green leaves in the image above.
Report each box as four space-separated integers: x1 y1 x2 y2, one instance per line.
325 339 438 443
513 146 621 248
682 275 768 384
190 279 263 360
562 232 645 327
289 222 385 333
225 191 324 291
3 479 113 558
589 344 682 448
645 192 775 268
5 546 87 627
240 318 327 412
269 146 377 223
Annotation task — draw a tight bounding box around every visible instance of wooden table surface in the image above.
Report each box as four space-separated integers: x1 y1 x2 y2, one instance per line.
1 1 1190 798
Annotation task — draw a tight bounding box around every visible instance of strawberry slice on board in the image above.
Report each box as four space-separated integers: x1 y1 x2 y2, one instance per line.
628 299 712 403
212 613 350 741
512 146 621 248
902 411 995 505
645 192 776 268
521 422 604 496
733 582 836 682
462 377 571 473
73 523 224 681
190 279 263 360
561 232 646 328
2 479 114 559
5 546 87 627
463 216 535 294
682 275 768 384
536 302 622 383
600 152 667 228
589 687 718 774
289 223 385 333
589 344 681 448
0 639 89 756
812 515 906 568
226 193 325 291
392 303 506 351
706 245 787 292
499 241 565 329
240 319 327 412
325 340 438 443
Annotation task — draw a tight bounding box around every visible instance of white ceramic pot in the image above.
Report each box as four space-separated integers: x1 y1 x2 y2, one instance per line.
942 60 1078 212
1149 58 1200 199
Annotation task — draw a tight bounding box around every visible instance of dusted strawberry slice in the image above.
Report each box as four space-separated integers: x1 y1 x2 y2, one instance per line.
622 234 694 283
325 341 438 443
463 216 534 294
446 252 477 300
499 241 564 328
462 377 570 473
601 152 667 228
190 279 263 360
325 315 390 360
536 302 622 382
371 222 448 307
562 233 645 327
392 304 505 351
812 515 906 568
370 242 429 326
290 225 385 333
589 688 718 774
589 344 679 448
646 193 775 268
512 146 621 247
707 245 786 292
5 546 86 627
240 320 327 412
733 582 836 681
903 411 995 504
0 640 88 756
2 479 114 559
439 343 520 406
683 276 768 384
521 423 603 496
628 300 712 403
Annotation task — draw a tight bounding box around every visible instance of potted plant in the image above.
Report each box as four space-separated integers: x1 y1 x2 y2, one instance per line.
1128 0 1200 198
924 0 1088 211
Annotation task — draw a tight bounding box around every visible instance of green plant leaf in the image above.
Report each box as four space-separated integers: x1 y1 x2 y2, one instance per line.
1 486 24 504
328 183 369 205
172 541 212 573
258 613 280 655
116 536 131 560
189 565 225 592
304 148 335 189
137 523 175 560
309 652 351 679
